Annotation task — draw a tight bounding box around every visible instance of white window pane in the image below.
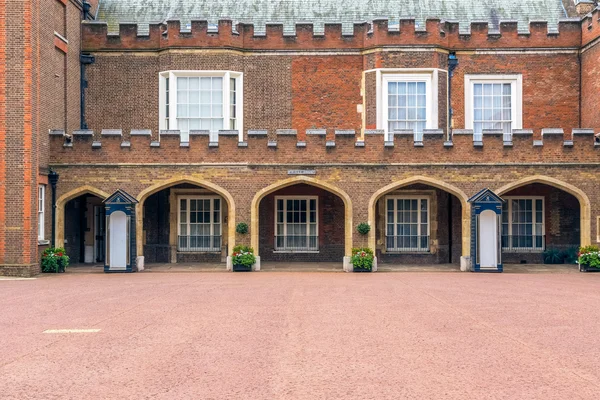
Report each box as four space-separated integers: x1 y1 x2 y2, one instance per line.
398 95 406 107
189 105 200 118
483 84 492 95
200 90 211 103
474 96 482 108
417 107 426 120
493 83 502 95
212 118 223 131
200 105 211 117
212 77 223 90
407 108 416 119
398 108 406 120
503 96 511 108
189 90 200 104
388 95 397 106
474 83 482 95
417 82 426 94
389 108 397 119
503 83 511 95
177 104 188 117
213 105 223 118
484 109 492 120
177 77 187 90
178 119 188 132
417 95 426 107
493 96 501 108
200 77 211 90
201 119 211 130
474 122 482 133
177 90 187 103
189 77 199 90
493 109 501 120
474 109 482 120
407 95 416 107
189 119 200 130
388 82 397 94
398 82 406 94
407 82 416 95
483 96 492 108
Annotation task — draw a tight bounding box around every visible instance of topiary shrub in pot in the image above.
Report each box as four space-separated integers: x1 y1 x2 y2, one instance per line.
41 247 70 273
351 247 374 272
231 245 256 272
236 222 249 235
577 245 600 272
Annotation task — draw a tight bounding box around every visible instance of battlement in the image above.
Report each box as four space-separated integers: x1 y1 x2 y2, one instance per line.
49 127 600 166
82 17 585 52
582 6 600 47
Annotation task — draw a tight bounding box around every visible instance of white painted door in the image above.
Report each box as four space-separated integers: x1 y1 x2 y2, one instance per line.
109 211 127 270
479 210 498 269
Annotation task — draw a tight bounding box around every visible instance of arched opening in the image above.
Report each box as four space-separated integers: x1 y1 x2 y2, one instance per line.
370 182 467 268
496 177 589 266
62 192 107 265
251 177 352 269
137 178 235 267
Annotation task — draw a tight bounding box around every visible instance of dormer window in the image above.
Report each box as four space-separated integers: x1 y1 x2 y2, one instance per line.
159 71 243 141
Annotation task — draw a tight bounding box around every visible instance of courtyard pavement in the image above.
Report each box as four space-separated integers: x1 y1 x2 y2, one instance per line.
1 271 599 399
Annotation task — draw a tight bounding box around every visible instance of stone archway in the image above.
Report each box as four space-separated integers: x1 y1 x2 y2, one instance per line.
496 175 591 247
250 176 353 257
368 176 471 257
56 185 110 248
135 177 236 258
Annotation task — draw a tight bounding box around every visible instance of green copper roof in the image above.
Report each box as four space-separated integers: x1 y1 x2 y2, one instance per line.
97 0 568 35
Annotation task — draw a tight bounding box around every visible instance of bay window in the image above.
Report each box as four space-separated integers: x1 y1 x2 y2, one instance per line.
385 196 430 252
177 196 222 252
377 70 438 141
275 197 318 252
501 197 544 251
159 71 243 142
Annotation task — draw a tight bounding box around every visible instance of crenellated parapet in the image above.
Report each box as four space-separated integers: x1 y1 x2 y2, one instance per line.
82 17 586 52
49 127 600 166
582 6 600 47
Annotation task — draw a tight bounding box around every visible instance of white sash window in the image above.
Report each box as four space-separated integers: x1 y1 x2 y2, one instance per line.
275 197 318 252
177 197 222 252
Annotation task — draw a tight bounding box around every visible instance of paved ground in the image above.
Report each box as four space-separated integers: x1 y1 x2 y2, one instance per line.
1 272 599 399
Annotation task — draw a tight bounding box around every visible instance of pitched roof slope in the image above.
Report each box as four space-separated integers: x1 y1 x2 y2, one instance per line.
97 0 568 35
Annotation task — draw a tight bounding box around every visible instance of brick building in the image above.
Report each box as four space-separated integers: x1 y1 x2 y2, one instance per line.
1 0 600 276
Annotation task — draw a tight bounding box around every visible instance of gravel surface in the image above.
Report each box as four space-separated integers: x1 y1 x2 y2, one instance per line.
1 272 599 399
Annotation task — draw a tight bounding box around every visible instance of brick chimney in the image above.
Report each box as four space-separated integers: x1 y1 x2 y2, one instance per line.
574 0 596 16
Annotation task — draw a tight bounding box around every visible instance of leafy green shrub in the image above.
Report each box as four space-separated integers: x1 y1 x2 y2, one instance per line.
351 247 374 271
578 245 600 269
232 245 256 267
41 247 70 273
543 248 563 264
236 222 249 235
356 223 371 235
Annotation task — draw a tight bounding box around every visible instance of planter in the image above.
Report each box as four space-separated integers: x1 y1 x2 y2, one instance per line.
579 263 600 272
352 265 372 273
233 264 252 272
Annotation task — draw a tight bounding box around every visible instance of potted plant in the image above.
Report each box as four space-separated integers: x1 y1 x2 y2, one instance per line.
577 245 600 272
231 245 256 272
41 247 70 273
351 247 374 272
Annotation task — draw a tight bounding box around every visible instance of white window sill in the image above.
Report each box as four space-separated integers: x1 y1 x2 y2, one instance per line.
38 240 50 246
384 251 431 255
501 249 544 254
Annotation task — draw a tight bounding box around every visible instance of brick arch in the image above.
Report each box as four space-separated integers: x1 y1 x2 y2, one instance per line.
250 176 353 257
367 176 471 256
135 177 236 257
495 175 591 246
56 186 110 248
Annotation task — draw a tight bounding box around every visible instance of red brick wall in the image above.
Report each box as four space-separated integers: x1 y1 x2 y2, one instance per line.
291 56 362 138
451 53 580 135
581 42 600 131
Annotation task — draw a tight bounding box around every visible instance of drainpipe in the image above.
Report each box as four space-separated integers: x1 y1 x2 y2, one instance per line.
80 1 95 129
48 170 59 248
447 53 459 140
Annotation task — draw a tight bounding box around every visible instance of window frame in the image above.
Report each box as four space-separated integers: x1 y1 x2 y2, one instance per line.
375 69 439 140
159 70 244 142
38 184 45 241
385 195 431 253
501 196 545 252
464 74 523 135
274 196 319 252
176 195 222 252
